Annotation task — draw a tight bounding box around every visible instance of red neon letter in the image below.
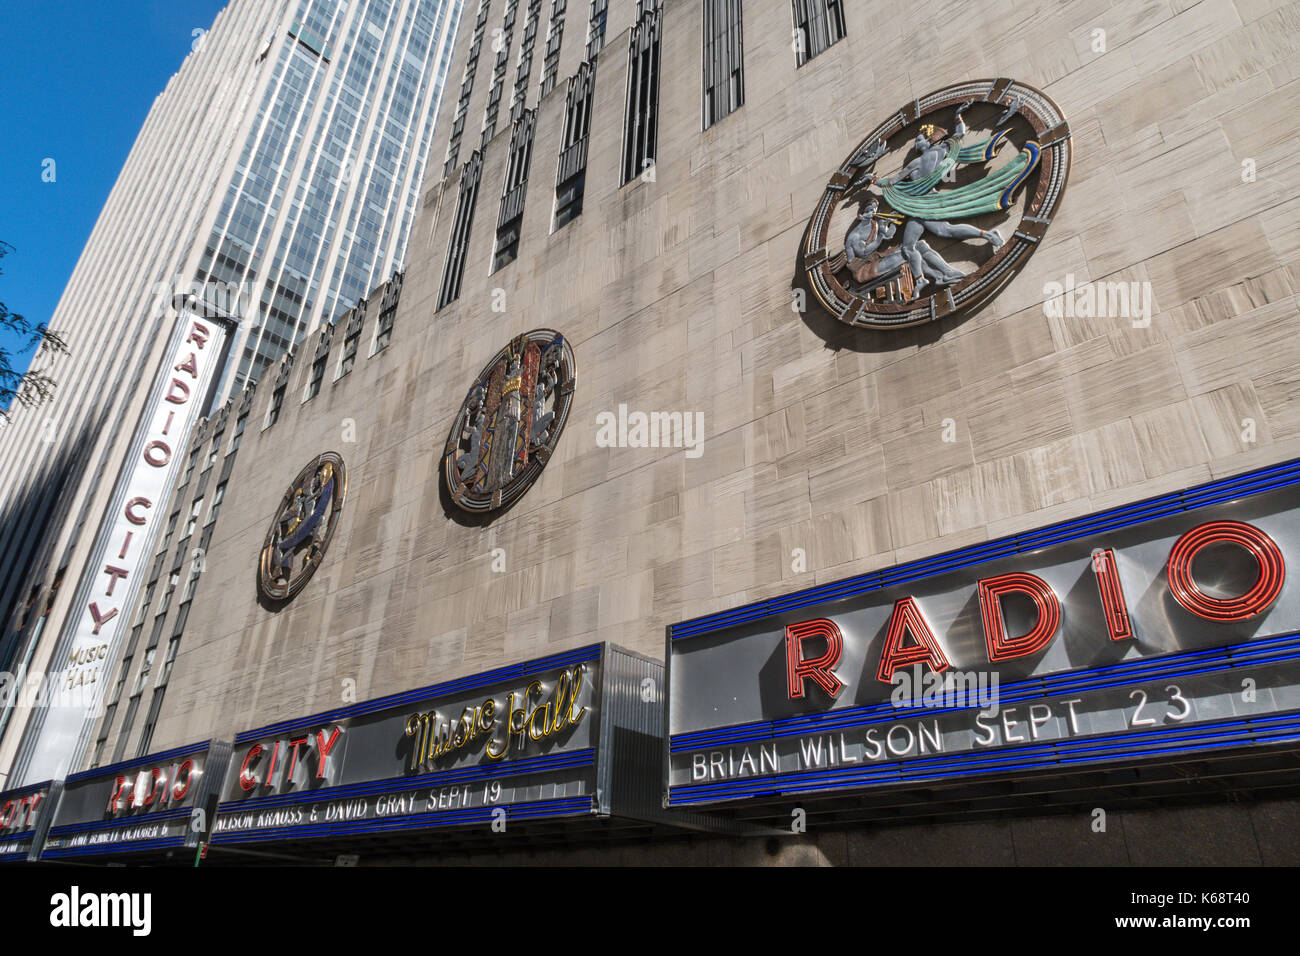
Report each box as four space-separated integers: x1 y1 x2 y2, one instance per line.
1167 520 1285 622
876 597 950 684
978 572 1061 663
124 497 152 525
139 767 163 807
0 801 14 829
106 776 129 814
785 619 844 699
21 793 42 828
285 736 309 784
239 744 264 791
1091 549 1133 641
171 759 195 802
264 741 280 789
315 726 343 778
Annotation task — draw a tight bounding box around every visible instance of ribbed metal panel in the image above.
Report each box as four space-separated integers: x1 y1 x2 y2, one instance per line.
598 644 745 833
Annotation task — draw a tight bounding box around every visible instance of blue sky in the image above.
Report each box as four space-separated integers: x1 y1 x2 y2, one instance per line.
0 0 229 394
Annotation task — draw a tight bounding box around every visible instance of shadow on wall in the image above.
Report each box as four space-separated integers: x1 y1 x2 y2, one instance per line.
790 217 947 359
0 410 111 674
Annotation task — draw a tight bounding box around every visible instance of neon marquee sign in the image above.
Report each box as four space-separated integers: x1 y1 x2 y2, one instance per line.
666 462 1300 807
784 520 1285 701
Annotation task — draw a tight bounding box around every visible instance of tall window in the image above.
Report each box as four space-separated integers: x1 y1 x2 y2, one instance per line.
792 0 845 66
109 655 132 708
337 306 366 377
511 0 543 123
206 430 223 470
483 0 519 143
265 381 285 428
493 109 537 273
229 413 247 453
557 61 596 228
160 511 179 554
702 0 744 129
438 151 484 309
136 582 156 626
112 694 141 763
158 574 179 617
305 355 327 400
208 481 227 527
185 497 203 538
135 689 167 759
373 273 403 353
586 0 608 57
133 646 157 696
304 324 333 400
447 0 493 177
159 634 182 688
621 5 661 186
540 0 567 96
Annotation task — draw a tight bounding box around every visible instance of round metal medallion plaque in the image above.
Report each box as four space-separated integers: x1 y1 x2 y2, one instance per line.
802 78 1071 329
258 452 347 602
443 329 575 514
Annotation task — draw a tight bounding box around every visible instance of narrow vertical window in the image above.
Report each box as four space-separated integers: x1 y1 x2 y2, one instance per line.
556 60 596 228
230 413 247 453
303 324 333 401
483 0 520 144
336 306 365 377
586 0 608 57
265 382 285 427
438 150 485 309
792 0 845 67
264 359 291 428
208 481 227 527
511 0 544 123
372 272 403 353
621 4 661 186
493 108 537 272
447 0 492 177
702 0 744 129
540 0 567 96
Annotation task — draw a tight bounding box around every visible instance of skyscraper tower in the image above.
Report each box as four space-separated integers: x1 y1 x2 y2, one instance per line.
0 0 464 784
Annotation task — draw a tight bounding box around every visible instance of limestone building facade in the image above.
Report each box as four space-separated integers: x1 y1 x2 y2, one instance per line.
63 0 1300 864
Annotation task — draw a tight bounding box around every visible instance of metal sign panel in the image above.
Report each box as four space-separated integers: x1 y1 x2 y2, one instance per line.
40 739 229 859
211 645 617 847
666 460 1300 807
0 779 58 862
14 308 230 785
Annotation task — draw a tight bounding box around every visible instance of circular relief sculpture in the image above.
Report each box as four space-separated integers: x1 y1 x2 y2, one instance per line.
802 78 1071 329
258 452 347 602
443 329 575 514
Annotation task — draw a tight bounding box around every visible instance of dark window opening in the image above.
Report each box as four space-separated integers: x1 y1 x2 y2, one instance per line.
438 151 485 310
792 0 845 66
493 109 537 273
703 0 744 129
586 0 608 57
621 6 661 186
556 60 596 228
